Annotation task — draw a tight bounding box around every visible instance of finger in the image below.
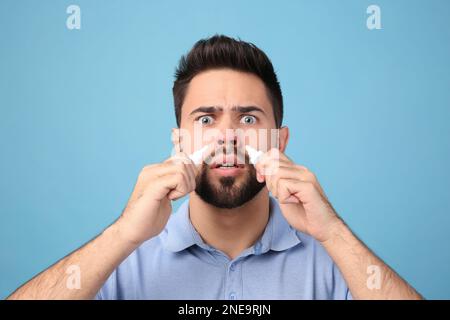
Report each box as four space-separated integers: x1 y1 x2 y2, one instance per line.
142 162 188 183
265 164 327 200
264 165 304 198
255 149 291 178
147 171 191 201
159 152 198 191
177 151 200 188
183 162 197 190
255 159 281 180
284 195 300 204
173 163 194 194
169 152 199 179
256 160 290 183
166 151 193 165
169 154 198 196
131 160 195 203
256 171 265 183
257 148 291 166
291 166 327 199
277 178 322 205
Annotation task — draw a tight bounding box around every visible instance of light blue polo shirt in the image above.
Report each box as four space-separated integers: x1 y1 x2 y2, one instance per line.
95 197 352 300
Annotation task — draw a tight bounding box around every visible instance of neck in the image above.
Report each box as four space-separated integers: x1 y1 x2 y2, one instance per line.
189 189 270 260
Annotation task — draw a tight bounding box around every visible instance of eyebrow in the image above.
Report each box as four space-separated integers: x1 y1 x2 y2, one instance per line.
189 106 223 115
189 105 266 116
231 106 266 114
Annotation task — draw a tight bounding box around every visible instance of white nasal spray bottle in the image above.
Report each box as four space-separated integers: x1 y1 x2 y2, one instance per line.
245 145 263 165
188 145 209 165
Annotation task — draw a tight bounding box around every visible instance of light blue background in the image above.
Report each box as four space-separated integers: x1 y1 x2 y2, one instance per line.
1 0 449 299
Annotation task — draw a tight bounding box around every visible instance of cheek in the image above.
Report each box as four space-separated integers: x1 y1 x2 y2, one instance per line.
176 128 195 154
263 128 280 151
237 127 278 152
178 125 218 155
234 128 261 151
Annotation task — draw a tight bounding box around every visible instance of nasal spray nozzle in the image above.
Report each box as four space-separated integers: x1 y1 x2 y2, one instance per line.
188 145 264 166
188 145 209 165
245 145 264 165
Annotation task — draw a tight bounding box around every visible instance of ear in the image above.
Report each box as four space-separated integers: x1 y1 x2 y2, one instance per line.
278 126 289 153
171 128 181 152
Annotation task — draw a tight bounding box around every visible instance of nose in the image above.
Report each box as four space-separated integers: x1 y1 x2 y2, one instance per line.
213 117 239 152
215 130 237 153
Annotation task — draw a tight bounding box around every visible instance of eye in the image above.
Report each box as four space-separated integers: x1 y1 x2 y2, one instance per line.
240 115 257 125
197 115 214 126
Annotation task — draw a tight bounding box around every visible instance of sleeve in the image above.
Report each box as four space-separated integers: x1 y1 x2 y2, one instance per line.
346 287 353 300
94 289 103 300
93 269 118 300
332 262 353 300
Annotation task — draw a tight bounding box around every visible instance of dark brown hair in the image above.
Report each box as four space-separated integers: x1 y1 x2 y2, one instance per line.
172 35 283 127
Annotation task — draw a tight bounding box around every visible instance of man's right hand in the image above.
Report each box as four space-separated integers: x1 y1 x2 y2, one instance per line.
116 152 198 246
6 151 199 300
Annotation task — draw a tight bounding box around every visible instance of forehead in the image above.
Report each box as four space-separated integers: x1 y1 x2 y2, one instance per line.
181 69 273 115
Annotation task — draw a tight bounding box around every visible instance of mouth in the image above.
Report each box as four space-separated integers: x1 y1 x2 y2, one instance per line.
211 163 245 169
210 160 246 176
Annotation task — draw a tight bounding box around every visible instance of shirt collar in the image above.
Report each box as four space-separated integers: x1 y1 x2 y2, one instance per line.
161 196 302 254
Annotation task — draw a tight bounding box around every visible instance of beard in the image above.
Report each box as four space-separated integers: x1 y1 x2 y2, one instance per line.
194 163 265 209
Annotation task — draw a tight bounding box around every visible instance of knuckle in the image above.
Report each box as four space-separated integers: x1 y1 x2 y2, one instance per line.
306 171 316 180
142 164 154 172
296 165 310 173
139 165 153 178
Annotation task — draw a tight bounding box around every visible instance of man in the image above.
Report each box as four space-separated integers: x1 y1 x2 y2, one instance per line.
8 35 422 300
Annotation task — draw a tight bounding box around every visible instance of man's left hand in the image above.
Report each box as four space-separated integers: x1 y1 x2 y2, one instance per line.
255 148 343 243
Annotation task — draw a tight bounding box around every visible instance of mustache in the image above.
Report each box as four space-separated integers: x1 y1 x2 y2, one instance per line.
203 144 250 165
